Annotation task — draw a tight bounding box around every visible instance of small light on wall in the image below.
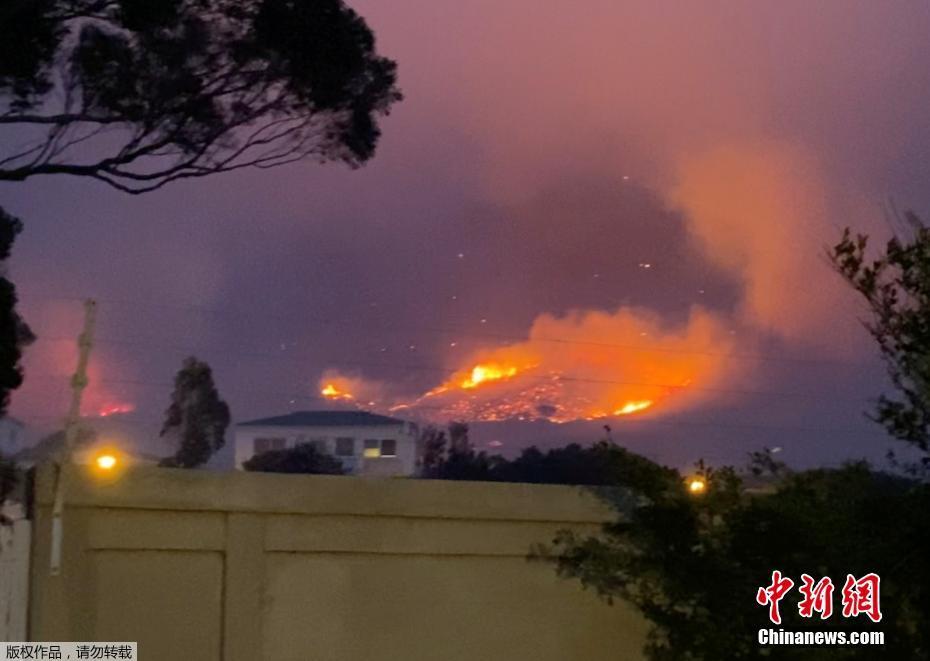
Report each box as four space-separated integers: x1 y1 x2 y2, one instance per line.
89 447 126 480
96 453 118 471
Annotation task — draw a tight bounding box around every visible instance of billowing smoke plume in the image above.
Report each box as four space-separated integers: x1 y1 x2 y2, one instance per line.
320 1 924 422
671 141 837 339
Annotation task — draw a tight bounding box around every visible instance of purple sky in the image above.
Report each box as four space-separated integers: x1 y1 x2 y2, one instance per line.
4 1 930 470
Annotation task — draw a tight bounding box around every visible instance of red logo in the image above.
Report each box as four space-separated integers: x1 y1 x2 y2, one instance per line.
841 573 882 623
756 570 794 625
798 574 834 619
757 571 882 624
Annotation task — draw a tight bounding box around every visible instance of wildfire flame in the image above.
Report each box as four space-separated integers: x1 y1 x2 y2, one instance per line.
321 383 354 400
322 307 737 425
96 403 135 418
460 363 519 389
613 400 653 416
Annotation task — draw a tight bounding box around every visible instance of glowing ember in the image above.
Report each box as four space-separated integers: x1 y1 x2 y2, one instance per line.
97 403 135 417
460 363 519 389
321 383 354 400
613 400 654 416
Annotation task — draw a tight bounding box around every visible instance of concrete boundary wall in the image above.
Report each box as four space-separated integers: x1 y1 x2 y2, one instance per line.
29 465 647 660
0 507 30 641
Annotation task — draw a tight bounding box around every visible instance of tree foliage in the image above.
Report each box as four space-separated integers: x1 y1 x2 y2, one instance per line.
541 456 930 660
832 212 930 467
0 0 401 193
417 424 448 476
529 212 930 660
159 356 230 468
0 452 17 507
242 441 345 474
418 422 493 480
420 424 675 490
0 207 34 417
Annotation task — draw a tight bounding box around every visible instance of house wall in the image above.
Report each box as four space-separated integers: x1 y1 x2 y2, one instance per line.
29 465 647 661
0 503 30 642
234 423 418 476
0 418 24 457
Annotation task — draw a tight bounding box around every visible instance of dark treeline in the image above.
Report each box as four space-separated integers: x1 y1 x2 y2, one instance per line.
418 423 674 490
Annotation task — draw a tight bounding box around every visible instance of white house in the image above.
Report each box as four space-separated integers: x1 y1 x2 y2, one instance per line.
235 410 419 476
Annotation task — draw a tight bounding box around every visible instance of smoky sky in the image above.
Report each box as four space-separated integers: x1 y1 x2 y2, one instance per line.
4 0 930 469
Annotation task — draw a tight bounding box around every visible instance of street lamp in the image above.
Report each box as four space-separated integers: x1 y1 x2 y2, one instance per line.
95 453 118 471
688 476 707 494
89 447 125 479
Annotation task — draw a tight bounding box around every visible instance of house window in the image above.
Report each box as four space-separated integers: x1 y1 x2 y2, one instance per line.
308 437 328 453
254 437 286 454
363 439 380 458
363 439 397 458
335 437 355 456
380 439 397 457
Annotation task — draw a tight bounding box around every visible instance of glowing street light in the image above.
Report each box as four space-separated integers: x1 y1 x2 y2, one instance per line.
95 453 118 471
688 477 707 495
90 448 124 477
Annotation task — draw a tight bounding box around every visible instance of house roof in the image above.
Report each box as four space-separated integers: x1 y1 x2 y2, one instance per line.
237 410 406 428
13 429 94 464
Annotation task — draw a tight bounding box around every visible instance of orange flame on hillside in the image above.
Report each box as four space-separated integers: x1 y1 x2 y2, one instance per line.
460 363 520 389
96 403 135 418
613 400 654 416
321 383 354 400
317 371 388 407
369 306 739 424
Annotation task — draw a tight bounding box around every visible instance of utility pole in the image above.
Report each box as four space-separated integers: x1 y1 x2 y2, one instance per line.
50 298 97 575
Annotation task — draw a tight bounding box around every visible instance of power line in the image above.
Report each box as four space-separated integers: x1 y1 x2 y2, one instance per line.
23 293 881 369
10 408 881 439
16 296 886 436
23 350 878 405
26 319 885 405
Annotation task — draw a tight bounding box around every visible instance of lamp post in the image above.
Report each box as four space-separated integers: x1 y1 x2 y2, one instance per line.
50 298 96 575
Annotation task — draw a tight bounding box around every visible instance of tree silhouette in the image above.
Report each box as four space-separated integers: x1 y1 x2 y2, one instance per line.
417 425 447 477
542 460 930 660
832 212 930 468
0 207 34 417
243 442 345 474
159 357 230 468
422 438 677 488
0 0 401 193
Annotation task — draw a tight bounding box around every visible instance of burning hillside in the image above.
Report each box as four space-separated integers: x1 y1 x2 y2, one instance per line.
322 306 737 424
408 307 733 422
